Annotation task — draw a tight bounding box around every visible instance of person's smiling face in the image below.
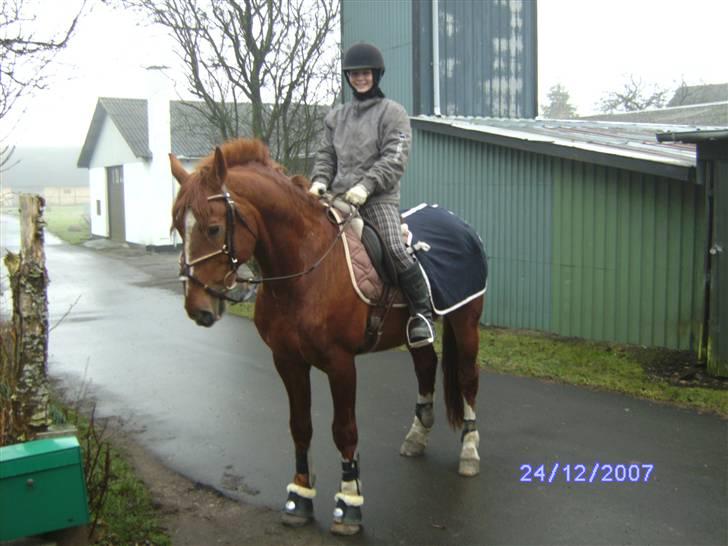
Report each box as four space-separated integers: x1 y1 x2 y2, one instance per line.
347 69 373 94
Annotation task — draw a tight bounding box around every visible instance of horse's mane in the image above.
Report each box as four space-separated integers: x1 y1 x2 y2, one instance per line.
173 138 316 228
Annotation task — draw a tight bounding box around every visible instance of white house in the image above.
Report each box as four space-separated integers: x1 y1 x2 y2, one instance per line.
77 72 226 247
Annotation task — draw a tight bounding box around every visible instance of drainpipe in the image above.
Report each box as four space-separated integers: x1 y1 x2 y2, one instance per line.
432 0 441 116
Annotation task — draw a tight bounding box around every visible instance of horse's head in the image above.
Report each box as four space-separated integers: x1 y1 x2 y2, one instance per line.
171 146 258 327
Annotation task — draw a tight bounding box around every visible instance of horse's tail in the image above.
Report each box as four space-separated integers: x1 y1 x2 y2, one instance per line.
441 316 465 428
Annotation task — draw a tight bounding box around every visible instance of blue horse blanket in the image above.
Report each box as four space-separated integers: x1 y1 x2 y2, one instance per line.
402 204 488 315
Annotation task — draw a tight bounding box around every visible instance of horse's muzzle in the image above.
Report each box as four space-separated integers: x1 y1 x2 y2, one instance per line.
192 309 217 327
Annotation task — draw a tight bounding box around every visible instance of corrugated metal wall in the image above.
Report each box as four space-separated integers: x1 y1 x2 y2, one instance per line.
341 0 537 118
435 0 537 117
340 0 413 112
402 128 706 351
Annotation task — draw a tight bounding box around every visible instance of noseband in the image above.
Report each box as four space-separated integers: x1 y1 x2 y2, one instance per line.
179 187 257 303
180 186 353 303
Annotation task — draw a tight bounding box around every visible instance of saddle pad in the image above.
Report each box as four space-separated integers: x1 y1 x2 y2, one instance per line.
340 225 406 307
402 204 488 315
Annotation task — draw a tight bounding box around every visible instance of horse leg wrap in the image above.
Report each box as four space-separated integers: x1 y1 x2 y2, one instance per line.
400 414 432 457
416 400 435 428
295 451 316 487
282 483 316 526
459 420 480 477
331 459 363 534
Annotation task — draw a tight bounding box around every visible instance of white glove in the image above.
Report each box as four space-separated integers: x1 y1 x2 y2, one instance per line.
343 184 369 206
309 180 327 196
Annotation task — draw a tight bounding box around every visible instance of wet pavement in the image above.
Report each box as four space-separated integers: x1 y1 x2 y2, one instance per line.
2 214 727 545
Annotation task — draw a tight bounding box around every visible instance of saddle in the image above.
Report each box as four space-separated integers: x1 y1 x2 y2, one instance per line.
327 199 406 308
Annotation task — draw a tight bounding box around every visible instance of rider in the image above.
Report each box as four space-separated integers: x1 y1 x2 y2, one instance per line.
309 42 435 348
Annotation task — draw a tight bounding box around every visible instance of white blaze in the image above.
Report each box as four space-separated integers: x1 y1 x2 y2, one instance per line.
184 209 196 274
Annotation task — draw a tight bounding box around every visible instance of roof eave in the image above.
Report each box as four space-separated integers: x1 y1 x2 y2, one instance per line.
412 117 696 182
656 129 728 144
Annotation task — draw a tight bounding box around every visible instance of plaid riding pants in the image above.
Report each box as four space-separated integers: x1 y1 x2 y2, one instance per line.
359 201 415 273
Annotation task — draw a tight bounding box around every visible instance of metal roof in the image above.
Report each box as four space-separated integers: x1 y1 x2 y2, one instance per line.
667 83 728 107
410 116 724 181
583 101 728 126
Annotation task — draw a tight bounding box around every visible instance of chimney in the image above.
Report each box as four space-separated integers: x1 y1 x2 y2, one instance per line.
145 65 172 165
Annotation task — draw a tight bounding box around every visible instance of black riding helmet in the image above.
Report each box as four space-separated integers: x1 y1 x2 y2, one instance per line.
342 42 386 100
342 42 385 74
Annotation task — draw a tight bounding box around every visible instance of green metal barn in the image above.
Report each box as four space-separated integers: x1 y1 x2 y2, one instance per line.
340 0 727 375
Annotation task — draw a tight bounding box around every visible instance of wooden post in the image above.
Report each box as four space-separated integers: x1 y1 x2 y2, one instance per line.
704 142 728 377
5 194 50 435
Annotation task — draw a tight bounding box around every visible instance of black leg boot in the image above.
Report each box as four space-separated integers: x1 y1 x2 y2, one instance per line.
399 263 435 348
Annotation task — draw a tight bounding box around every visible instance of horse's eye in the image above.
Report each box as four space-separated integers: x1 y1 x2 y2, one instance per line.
207 225 221 237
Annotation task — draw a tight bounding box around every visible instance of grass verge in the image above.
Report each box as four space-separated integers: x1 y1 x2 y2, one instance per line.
228 303 727 417
54 402 171 546
43 204 90 245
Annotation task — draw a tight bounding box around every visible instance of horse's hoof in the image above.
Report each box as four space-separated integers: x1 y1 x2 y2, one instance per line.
281 491 313 526
330 522 362 535
400 439 426 457
282 512 313 527
458 458 480 477
331 499 362 535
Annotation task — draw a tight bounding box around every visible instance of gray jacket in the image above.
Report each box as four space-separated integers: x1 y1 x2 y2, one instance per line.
311 97 411 205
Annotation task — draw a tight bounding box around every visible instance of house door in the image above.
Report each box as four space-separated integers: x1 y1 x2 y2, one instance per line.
106 166 126 242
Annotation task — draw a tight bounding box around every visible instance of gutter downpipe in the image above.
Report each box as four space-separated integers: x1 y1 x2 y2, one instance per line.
432 0 441 116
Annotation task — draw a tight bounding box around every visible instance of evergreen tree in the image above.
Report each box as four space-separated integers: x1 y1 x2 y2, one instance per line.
542 84 578 119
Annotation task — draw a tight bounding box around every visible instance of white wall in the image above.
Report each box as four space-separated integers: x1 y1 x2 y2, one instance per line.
88 116 138 169
89 167 108 237
122 161 179 247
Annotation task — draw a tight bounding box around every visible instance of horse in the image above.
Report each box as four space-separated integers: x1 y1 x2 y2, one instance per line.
170 138 485 536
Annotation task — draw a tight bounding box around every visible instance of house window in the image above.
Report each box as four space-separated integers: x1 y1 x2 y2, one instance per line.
107 166 123 185
96 200 101 216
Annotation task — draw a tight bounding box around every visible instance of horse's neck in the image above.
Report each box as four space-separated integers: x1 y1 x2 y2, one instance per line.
244 182 333 279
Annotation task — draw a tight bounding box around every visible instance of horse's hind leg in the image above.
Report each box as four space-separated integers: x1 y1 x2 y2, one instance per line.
444 301 483 477
273 355 316 526
400 345 437 457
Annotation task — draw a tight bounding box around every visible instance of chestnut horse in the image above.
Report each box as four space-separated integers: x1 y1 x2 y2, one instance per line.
170 139 484 535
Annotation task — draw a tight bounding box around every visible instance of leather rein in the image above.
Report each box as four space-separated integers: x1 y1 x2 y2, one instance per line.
179 187 352 303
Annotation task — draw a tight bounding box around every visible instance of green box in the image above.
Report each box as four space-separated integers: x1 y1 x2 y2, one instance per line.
0 436 90 541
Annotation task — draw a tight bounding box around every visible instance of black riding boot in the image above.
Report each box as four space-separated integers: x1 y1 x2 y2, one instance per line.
399 263 435 348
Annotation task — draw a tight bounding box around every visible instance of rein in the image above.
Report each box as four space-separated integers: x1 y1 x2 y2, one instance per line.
180 186 354 303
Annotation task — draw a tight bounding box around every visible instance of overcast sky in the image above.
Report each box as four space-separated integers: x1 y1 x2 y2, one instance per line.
5 0 728 148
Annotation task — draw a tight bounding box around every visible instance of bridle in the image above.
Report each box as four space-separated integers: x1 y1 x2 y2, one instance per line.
179 186 352 303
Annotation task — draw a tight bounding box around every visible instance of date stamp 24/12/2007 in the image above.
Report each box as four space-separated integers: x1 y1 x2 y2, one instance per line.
519 463 654 484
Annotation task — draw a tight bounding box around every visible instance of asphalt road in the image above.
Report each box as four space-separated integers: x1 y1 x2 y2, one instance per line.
2 214 726 545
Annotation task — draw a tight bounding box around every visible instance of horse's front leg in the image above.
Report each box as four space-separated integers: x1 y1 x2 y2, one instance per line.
326 353 363 536
400 345 437 457
273 355 316 526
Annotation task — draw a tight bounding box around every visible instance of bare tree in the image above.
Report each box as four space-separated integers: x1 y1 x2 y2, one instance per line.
599 75 668 113
114 0 340 171
541 83 577 119
0 0 85 169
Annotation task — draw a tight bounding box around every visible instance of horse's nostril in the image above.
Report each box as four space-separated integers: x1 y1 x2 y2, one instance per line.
195 310 216 327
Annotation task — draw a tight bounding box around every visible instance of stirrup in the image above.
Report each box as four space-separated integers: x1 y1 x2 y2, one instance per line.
406 314 435 348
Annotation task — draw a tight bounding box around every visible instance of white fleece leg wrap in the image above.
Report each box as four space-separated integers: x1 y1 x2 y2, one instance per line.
463 399 477 421
461 430 480 461
287 482 317 499
404 415 431 446
334 479 364 507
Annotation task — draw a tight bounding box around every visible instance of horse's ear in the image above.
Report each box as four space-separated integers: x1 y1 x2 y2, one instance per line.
212 146 227 190
169 154 189 186
290 175 310 192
